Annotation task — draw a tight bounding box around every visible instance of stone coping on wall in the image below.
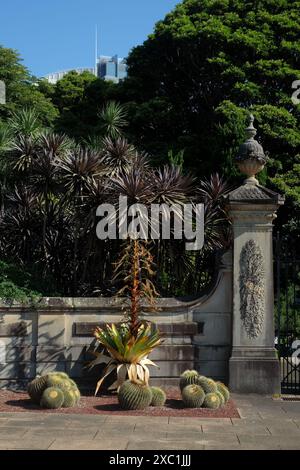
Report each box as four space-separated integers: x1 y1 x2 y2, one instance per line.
0 296 214 312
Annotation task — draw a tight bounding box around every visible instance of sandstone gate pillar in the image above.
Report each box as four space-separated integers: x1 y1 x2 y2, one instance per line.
226 115 284 394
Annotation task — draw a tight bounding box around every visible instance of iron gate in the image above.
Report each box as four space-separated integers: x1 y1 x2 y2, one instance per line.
274 231 300 395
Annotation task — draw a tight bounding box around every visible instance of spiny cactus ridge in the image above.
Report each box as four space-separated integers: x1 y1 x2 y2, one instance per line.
181 384 205 408
118 381 153 410
150 387 167 407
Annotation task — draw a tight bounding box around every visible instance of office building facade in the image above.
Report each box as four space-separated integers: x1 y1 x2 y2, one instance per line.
44 55 127 84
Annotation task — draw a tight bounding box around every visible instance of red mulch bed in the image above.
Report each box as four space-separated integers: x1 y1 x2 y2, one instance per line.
0 389 240 418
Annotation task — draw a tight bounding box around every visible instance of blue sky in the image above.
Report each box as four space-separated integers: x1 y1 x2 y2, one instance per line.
0 0 179 77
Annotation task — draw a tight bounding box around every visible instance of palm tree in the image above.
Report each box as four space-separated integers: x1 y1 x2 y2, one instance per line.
99 101 128 139
8 108 43 138
57 147 106 199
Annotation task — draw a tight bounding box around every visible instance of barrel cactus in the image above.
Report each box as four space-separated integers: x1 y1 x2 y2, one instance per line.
62 389 76 408
49 371 69 380
118 381 153 410
203 392 220 409
73 388 81 404
63 377 80 403
216 382 230 403
216 390 225 407
27 375 48 404
181 384 205 408
68 378 78 388
46 374 64 388
40 387 64 409
58 379 73 391
46 375 72 391
28 372 80 408
150 387 166 407
198 376 218 394
179 370 201 391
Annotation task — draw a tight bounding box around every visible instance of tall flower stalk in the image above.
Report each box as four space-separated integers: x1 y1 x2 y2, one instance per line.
113 239 159 337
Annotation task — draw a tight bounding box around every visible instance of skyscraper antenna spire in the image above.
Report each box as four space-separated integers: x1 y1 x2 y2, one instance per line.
95 25 98 77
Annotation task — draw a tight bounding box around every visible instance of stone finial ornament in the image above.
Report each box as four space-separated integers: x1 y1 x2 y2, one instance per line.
236 114 268 185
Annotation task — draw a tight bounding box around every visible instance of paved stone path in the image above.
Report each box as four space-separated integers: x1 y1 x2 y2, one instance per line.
0 394 299 450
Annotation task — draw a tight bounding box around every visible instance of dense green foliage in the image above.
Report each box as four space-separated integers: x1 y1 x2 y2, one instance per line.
0 260 41 304
123 0 300 173
0 104 229 297
50 71 117 139
0 46 58 125
120 0 300 235
1 0 300 299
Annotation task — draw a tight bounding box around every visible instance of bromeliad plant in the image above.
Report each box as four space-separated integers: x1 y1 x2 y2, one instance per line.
89 239 163 395
91 320 162 394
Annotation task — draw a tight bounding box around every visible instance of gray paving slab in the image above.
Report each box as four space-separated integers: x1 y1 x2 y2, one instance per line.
267 427 300 436
106 415 169 424
45 414 108 423
0 412 42 418
231 427 271 436
202 423 270 435
94 424 136 436
48 438 129 450
237 434 300 449
134 423 202 434
168 417 233 425
280 402 300 411
0 426 29 438
24 427 100 439
237 409 265 419
0 438 54 450
2 418 50 427
193 432 240 446
127 439 205 450
205 443 281 450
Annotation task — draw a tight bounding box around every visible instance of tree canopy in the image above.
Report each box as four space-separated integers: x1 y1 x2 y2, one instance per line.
50 70 117 139
0 46 58 125
121 0 300 205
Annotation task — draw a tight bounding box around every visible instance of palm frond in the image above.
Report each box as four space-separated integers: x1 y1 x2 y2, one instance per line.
56 147 106 196
99 101 128 139
8 108 42 138
101 137 136 175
